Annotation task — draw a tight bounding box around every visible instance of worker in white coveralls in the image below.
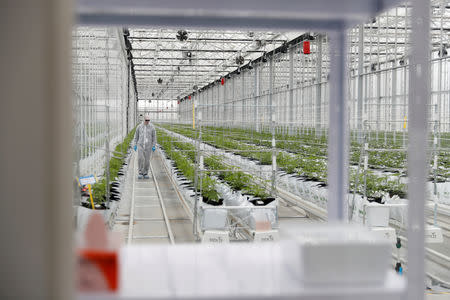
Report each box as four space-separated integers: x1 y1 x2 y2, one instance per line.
133 114 157 179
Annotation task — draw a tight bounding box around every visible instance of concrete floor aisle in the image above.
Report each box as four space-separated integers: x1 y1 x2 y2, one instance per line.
112 151 195 244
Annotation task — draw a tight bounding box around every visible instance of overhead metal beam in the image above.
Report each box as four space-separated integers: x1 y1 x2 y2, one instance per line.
129 36 287 43
77 0 403 30
134 63 239 68
132 57 230 61
131 48 264 53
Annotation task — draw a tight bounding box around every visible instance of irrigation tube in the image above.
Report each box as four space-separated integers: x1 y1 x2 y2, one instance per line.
150 157 175 244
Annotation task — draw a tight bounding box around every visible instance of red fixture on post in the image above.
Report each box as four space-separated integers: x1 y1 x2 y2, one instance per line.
188 95 191 100
221 77 225 85
303 41 310 54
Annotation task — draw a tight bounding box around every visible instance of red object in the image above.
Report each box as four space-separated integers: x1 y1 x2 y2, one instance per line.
303 41 310 54
188 95 191 100
221 78 225 85
177 101 180 104
79 249 119 291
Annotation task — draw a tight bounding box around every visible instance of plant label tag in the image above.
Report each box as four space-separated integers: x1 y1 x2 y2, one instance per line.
369 227 396 244
425 226 443 243
253 230 279 242
80 175 96 186
202 230 229 244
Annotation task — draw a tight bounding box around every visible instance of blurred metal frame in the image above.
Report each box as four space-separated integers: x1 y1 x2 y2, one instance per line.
75 1 426 299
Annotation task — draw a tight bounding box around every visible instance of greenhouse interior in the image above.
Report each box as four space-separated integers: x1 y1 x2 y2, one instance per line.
1 0 450 299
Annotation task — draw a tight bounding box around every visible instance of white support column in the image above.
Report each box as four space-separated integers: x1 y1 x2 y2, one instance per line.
242 72 245 128
407 1 430 299
216 84 220 127
232 76 235 127
392 61 397 141
255 64 260 132
327 30 349 221
289 46 295 135
269 57 274 129
223 79 227 128
316 35 323 136
0 0 73 299
357 26 364 142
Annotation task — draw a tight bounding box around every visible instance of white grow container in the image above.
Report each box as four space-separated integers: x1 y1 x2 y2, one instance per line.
286 224 392 286
365 202 390 227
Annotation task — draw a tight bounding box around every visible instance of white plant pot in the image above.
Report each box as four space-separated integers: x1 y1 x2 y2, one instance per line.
365 203 390 227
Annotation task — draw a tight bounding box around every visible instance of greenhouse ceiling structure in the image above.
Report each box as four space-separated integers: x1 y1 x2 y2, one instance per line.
127 30 301 105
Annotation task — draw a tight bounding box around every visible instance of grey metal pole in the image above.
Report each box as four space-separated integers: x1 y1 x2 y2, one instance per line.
407 0 430 299
231 75 235 127
289 45 295 135
327 30 349 221
316 35 323 137
217 83 220 127
376 63 381 141
223 77 227 128
357 26 364 143
105 105 111 207
269 56 276 194
242 71 245 128
105 34 111 207
392 61 398 143
255 64 260 132
207 88 210 126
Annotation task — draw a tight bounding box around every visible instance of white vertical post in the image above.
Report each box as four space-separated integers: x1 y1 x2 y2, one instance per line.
407 1 430 299
231 76 235 127
255 64 260 132
392 61 398 141
0 0 73 299
289 45 294 135
242 72 245 128
327 30 349 221
357 26 364 142
316 35 323 136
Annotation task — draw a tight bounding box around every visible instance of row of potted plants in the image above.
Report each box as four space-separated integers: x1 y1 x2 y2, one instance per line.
157 129 220 203
174 124 448 179
87 127 137 206
158 124 407 201
157 128 273 203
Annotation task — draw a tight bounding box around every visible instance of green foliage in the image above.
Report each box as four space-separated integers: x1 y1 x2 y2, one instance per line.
157 129 219 202
245 182 270 199
160 124 419 200
159 129 273 200
90 127 137 204
224 171 251 191
201 176 219 202
349 170 406 200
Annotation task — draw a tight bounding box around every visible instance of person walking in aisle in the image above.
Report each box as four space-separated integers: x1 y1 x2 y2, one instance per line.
133 114 157 179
